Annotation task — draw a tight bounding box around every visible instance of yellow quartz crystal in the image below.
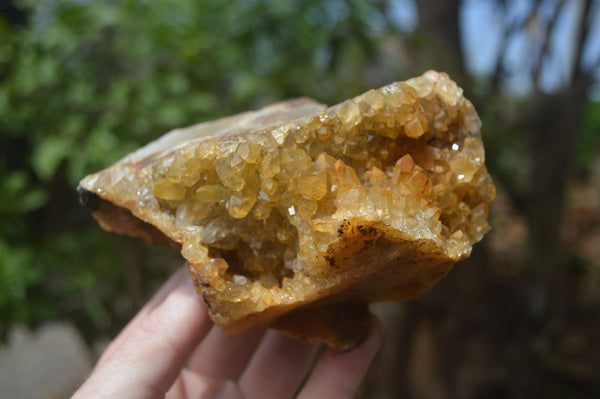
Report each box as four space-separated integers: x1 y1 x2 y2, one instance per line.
78 71 495 350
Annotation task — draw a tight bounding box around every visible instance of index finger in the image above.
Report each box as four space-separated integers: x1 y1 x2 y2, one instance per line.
73 269 212 399
96 266 191 368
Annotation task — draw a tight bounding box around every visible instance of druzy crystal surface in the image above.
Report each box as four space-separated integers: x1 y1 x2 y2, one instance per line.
79 71 495 349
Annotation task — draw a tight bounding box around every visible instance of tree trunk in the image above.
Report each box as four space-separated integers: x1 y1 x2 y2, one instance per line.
414 0 468 88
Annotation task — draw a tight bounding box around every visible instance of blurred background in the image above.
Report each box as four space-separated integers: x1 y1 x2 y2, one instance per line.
1 0 599 397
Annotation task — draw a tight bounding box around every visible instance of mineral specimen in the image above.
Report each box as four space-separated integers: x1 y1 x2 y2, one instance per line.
78 71 495 350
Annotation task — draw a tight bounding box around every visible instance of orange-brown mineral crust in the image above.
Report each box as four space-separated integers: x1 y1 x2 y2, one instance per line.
78 71 496 350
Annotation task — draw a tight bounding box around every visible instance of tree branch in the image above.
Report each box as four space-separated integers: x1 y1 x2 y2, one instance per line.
569 0 594 85
489 3 539 94
530 0 566 92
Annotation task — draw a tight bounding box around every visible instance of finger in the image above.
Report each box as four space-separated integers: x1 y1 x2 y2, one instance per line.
73 271 213 399
186 325 266 380
239 331 319 399
96 265 190 367
297 316 383 399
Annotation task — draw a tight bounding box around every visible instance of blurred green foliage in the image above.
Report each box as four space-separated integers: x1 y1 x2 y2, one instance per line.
0 0 391 339
578 100 600 173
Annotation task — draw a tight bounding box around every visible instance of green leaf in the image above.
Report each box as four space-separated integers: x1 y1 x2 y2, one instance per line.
31 136 73 181
0 239 38 309
0 171 47 214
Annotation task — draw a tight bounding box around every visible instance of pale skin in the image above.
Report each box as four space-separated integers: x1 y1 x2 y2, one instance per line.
72 266 382 399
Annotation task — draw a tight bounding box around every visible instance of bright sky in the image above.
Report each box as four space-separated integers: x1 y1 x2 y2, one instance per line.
389 0 600 96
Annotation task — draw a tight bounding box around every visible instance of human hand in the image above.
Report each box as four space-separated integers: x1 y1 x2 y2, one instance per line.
72 265 382 399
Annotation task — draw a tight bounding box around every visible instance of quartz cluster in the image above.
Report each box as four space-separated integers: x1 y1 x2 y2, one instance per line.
79 71 495 349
